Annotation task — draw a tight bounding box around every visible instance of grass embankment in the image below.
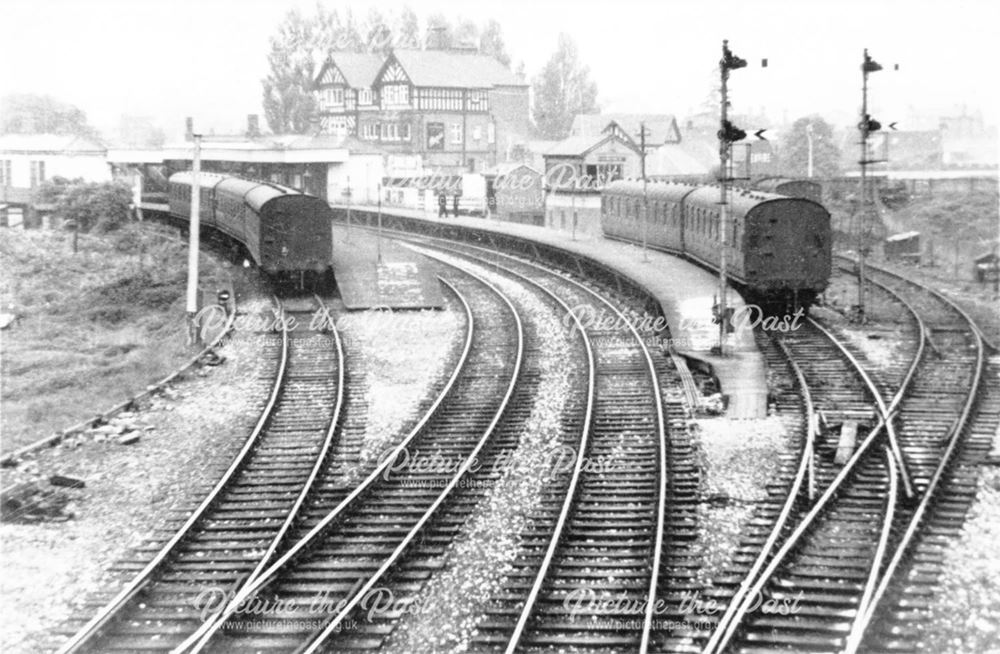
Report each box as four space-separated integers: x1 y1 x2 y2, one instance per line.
0 225 231 454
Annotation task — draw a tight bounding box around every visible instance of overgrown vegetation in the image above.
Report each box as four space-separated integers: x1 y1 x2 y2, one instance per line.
0 224 231 452
38 176 133 233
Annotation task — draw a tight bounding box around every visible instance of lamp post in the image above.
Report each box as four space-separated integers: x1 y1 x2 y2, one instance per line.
344 175 352 243
636 121 652 262
376 181 383 264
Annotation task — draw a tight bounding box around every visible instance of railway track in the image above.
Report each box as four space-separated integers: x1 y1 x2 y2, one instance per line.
367 238 701 654
57 296 345 653
403 243 670 653
698 264 986 654
843 264 995 653
178 265 523 652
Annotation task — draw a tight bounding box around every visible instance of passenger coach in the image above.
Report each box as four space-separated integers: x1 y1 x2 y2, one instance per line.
601 180 832 312
168 172 334 286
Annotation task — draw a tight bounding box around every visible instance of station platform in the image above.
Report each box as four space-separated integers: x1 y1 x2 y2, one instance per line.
333 205 768 418
332 223 444 310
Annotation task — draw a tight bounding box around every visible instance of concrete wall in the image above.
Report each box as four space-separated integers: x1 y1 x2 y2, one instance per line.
327 154 385 205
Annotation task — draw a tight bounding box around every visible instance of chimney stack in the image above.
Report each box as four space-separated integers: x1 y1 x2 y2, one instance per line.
247 114 260 138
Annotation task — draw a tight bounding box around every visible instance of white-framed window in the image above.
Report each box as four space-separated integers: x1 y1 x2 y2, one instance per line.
358 88 373 105
361 122 378 140
472 126 482 141
487 122 496 144
450 123 463 145
330 117 347 137
320 87 344 110
30 161 45 186
382 84 409 106
400 123 411 141
381 123 399 141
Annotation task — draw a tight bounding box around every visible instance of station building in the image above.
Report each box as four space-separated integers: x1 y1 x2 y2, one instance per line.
313 49 531 174
0 134 109 227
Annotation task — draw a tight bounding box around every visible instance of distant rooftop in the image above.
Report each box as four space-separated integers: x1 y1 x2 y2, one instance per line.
0 133 105 154
571 114 681 145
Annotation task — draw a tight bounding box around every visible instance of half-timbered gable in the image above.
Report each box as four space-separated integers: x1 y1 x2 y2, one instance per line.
314 49 530 173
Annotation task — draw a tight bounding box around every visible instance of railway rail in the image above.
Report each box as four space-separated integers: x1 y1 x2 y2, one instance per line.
699 263 986 654
57 296 345 653
352 235 701 654
403 242 670 654
179 265 523 652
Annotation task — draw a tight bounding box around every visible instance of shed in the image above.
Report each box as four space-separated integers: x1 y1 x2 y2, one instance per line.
884 231 921 262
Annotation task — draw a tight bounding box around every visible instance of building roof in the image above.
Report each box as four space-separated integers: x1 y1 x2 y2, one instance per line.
886 230 921 242
0 133 105 154
544 133 640 158
317 53 385 88
387 49 524 88
570 114 681 145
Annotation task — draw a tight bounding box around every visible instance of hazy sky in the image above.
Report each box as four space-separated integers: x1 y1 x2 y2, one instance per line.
1 0 997 139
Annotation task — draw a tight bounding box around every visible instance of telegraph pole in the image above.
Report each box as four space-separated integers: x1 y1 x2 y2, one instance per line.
717 40 748 356
186 133 202 346
857 49 884 322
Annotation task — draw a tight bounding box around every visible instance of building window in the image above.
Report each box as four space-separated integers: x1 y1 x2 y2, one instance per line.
359 88 373 105
420 88 462 111
400 123 411 141
487 123 496 144
472 126 482 141
450 123 463 145
30 161 45 187
468 90 488 112
382 84 409 107
362 122 379 140
320 87 344 111
0 160 10 185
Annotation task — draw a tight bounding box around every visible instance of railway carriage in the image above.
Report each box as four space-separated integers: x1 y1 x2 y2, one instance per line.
168 172 334 286
602 180 832 312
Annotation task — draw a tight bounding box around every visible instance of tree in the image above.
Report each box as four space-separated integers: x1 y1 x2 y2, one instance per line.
778 116 842 178
480 19 511 67
532 34 599 139
1 94 100 139
364 8 392 53
395 6 420 49
40 178 132 234
262 9 321 134
454 19 479 48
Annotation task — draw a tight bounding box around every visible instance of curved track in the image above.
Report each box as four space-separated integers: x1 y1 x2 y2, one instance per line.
701 264 985 654
183 267 523 653
58 296 345 653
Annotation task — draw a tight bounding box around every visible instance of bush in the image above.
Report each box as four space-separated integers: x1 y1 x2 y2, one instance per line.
44 179 134 233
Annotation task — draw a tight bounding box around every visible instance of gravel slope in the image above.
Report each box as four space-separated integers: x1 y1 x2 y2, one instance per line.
0 302 273 654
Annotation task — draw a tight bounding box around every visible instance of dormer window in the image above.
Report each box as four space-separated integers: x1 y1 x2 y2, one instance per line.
359 88 373 105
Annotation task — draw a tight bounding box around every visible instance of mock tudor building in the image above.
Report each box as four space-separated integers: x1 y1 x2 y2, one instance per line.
314 49 531 174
